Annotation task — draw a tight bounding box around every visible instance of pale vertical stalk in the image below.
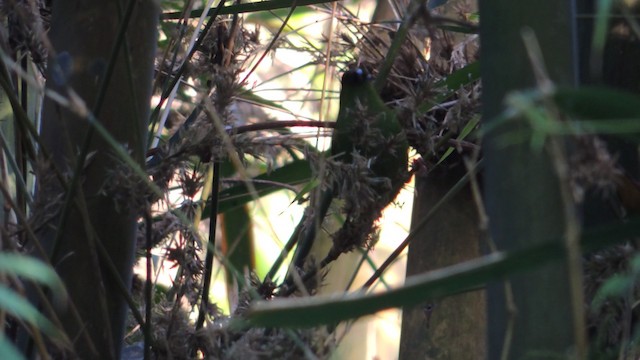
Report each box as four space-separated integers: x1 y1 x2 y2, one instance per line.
152 0 218 148
522 30 587 358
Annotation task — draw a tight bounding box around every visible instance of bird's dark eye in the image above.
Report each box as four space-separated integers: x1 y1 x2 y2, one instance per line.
342 67 370 85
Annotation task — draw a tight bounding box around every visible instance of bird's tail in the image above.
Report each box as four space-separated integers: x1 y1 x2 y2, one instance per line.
290 189 334 270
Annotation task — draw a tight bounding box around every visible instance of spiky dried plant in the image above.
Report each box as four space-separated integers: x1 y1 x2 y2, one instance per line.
121 1 484 358
0 0 50 69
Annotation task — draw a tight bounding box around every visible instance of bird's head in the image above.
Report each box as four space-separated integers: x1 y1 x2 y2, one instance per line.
341 68 372 87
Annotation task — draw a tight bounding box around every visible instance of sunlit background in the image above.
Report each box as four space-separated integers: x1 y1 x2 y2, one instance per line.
137 1 417 358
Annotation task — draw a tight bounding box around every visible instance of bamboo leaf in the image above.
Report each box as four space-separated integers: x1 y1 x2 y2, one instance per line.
246 217 640 328
428 0 448 10
205 158 314 217
0 254 66 303
416 62 480 114
437 114 480 165
0 337 25 360
162 0 338 19
0 285 58 338
554 86 640 120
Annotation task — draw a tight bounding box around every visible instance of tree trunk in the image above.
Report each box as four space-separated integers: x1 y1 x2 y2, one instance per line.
400 163 485 359
479 1 579 358
33 1 157 358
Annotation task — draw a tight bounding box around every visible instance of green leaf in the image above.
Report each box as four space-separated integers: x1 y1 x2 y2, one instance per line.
428 0 448 10
289 176 319 206
0 285 58 338
0 254 67 304
591 255 640 310
591 0 615 65
553 86 640 139
0 254 62 287
245 6 317 26
591 273 633 310
246 217 640 328
237 89 289 113
0 336 25 360
416 62 480 114
438 61 481 94
483 86 640 145
437 114 480 165
553 86 640 120
436 25 478 34
204 158 314 217
162 0 339 19
221 205 254 290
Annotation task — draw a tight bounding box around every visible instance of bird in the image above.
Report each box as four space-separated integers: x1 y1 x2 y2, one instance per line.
287 67 409 278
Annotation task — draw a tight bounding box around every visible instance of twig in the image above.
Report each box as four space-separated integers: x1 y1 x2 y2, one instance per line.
521 29 587 359
144 210 153 360
240 0 299 85
196 162 221 331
